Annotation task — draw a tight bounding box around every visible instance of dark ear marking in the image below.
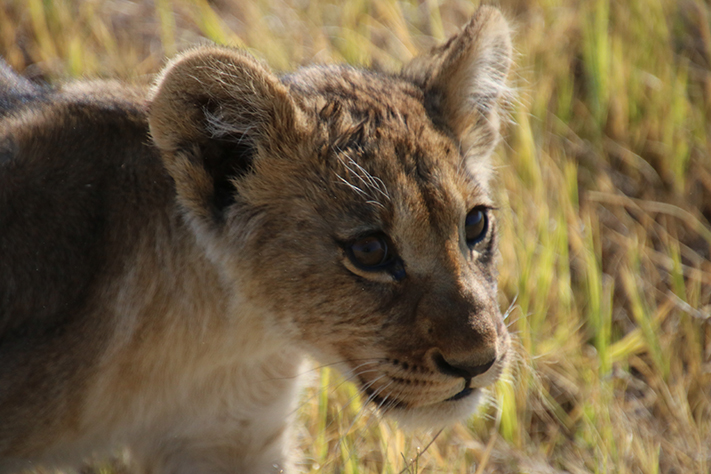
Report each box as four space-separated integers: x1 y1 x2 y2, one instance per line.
194 97 259 216
199 137 254 216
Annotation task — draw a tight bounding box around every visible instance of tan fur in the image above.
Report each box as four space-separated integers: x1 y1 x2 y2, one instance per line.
0 7 512 473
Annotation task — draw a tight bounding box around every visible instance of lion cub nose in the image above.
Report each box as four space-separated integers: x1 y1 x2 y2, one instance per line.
431 351 496 379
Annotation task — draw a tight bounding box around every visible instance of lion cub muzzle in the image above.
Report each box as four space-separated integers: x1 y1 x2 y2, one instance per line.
419 283 503 381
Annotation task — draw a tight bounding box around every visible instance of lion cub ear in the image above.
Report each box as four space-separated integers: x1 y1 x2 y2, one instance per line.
149 47 301 223
401 6 512 184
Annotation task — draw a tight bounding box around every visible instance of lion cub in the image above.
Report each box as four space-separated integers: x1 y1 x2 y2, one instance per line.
0 6 512 473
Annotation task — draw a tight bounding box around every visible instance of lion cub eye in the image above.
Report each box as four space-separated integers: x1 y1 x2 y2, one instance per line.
465 208 489 246
348 235 390 269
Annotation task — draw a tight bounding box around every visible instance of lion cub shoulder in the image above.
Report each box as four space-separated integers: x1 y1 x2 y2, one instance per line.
0 6 512 473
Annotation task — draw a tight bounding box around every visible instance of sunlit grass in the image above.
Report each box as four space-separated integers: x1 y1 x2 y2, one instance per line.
2 0 710 472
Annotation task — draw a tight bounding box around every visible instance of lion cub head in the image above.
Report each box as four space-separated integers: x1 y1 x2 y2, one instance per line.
149 6 512 427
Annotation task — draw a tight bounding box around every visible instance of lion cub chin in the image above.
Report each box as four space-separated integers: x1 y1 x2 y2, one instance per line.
0 6 512 473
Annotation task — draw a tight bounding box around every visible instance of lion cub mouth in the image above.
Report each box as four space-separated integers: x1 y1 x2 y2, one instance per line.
445 386 474 402
362 383 477 410
356 358 484 411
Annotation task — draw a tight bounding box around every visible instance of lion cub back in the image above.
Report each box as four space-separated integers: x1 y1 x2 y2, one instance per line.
0 70 183 460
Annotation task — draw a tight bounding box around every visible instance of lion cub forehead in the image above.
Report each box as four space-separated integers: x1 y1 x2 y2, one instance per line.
282 65 464 176
285 65 426 119
276 66 488 226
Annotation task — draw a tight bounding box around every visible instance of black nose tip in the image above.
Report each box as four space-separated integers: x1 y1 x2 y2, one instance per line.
432 352 496 379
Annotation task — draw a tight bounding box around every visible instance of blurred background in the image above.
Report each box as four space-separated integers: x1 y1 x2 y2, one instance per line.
1 0 710 472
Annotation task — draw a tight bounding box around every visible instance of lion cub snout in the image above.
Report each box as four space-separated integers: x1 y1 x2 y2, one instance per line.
416 281 504 382
431 349 497 380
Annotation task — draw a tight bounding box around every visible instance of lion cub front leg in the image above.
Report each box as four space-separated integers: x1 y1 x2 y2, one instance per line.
122 350 305 474
128 380 301 474
132 425 293 474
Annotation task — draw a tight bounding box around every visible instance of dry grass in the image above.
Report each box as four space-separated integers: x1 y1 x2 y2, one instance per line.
2 0 710 472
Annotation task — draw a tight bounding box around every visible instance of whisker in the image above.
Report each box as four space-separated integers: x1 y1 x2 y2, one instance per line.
329 377 393 467
336 378 407 470
333 148 390 210
286 364 383 418
502 293 518 321
262 357 386 381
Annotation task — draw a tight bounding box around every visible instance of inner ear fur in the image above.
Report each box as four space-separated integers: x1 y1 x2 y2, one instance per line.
401 6 512 180
149 46 300 222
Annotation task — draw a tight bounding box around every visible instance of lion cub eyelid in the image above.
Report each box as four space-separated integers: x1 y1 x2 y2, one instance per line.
339 232 405 281
338 208 495 281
